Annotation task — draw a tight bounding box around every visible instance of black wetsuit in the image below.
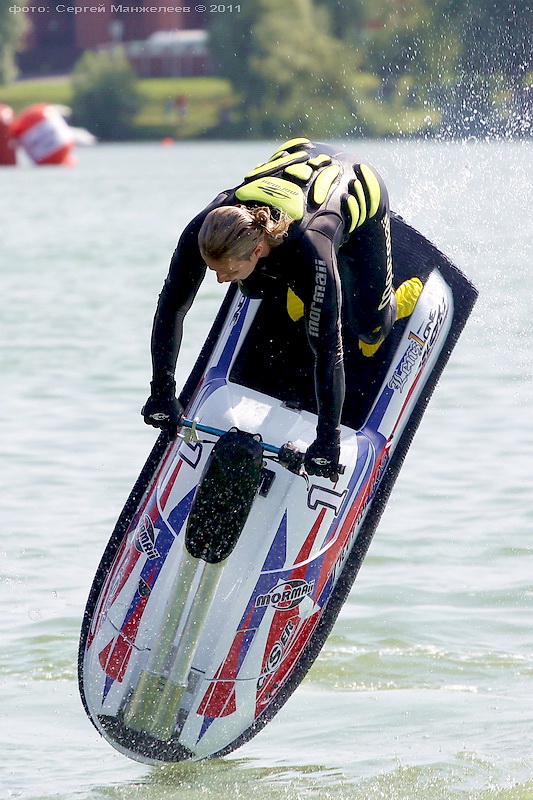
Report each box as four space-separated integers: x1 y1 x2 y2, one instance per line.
150 139 394 441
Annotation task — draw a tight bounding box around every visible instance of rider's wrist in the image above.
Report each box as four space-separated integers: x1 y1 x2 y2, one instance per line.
150 376 176 397
316 423 340 445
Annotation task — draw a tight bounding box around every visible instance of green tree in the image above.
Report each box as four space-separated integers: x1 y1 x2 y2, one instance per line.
71 48 141 141
209 0 367 138
313 0 367 42
208 2 261 101
208 0 530 139
0 2 27 84
358 1 442 83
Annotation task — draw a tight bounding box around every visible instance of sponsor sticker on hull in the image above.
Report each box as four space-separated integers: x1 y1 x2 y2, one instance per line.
257 618 297 689
133 514 160 560
255 579 315 611
388 296 450 394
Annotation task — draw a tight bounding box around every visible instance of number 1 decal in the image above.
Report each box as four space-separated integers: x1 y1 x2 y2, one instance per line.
307 484 347 515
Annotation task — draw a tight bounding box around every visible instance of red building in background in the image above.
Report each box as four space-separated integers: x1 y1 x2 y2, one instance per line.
18 2 208 76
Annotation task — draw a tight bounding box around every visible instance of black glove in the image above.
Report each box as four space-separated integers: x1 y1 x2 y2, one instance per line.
304 430 341 482
142 379 183 436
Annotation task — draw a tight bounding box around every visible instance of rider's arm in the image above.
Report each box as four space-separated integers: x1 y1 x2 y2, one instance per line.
298 224 345 439
150 215 207 391
150 192 230 389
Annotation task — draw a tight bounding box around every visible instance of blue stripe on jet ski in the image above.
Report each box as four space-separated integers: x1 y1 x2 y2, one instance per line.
366 385 395 430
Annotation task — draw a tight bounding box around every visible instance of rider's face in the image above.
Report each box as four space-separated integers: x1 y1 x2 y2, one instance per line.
205 236 270 284
207 255 258 284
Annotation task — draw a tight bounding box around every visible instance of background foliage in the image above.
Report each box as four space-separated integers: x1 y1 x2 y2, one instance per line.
1 0 531 138
0 1 27 84
70 48 142 141
208 0 532 138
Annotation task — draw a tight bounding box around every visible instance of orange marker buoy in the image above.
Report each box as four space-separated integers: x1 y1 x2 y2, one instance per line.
0 105 17 166
161 137 175 146
10 103 76 166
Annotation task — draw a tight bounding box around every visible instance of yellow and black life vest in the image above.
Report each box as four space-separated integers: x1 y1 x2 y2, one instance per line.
234 136 383 234
234 137 386 322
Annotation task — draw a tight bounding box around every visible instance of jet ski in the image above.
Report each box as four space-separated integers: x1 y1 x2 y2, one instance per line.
78 214 477 764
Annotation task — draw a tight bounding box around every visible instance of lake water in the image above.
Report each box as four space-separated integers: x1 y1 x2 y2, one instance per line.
1 138 532 800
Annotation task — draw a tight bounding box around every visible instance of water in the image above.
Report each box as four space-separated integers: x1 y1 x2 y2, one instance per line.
1 139 532 800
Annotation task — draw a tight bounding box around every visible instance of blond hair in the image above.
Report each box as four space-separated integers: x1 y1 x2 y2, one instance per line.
198 205 292 262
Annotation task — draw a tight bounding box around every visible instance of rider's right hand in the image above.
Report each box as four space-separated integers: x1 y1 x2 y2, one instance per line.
142 379 183 436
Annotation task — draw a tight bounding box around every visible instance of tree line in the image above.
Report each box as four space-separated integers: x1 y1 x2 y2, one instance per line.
1 0 531 138
0 1 27 84
207 0 532 137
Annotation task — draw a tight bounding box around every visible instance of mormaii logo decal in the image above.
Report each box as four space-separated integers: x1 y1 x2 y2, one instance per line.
256 579 315 611
133 514 160 560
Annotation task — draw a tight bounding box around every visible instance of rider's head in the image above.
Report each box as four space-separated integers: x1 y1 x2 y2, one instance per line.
199 205 291 283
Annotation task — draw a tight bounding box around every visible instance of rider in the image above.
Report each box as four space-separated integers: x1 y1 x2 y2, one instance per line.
142 137 422 480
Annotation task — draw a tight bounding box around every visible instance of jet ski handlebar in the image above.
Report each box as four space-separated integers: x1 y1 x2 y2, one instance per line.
178 417 345 476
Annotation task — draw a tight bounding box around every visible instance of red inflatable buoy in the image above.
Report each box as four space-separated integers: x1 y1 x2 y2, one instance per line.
0 105 17 166
10 103 76 166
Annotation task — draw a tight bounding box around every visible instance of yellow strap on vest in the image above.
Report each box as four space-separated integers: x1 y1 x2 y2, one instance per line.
245 150 309 180
287 288 305 321
235 176 305 220
352 179 367 227
284 162 313 182
359 163 381 218
308 154 332 168
312 164 340 206
269 137 312 159
346 194 360 232
268 150 288 162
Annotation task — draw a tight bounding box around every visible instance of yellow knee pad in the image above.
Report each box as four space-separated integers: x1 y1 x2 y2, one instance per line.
358 277 424 357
